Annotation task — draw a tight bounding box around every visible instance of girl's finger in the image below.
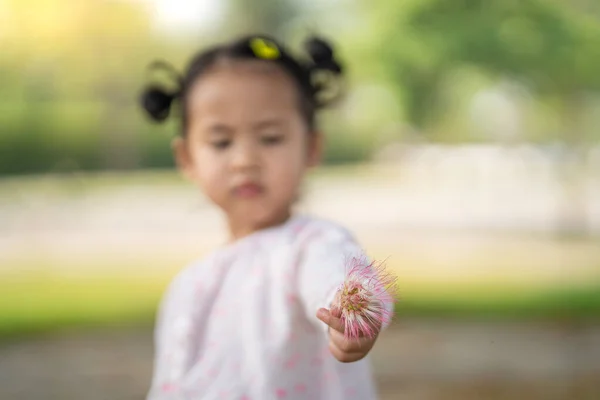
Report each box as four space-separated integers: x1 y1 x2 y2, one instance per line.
316 308 345 333
330 307 342 318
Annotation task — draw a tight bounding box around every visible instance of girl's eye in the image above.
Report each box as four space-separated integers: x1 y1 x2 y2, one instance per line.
211 139 231 149
261 135 284 145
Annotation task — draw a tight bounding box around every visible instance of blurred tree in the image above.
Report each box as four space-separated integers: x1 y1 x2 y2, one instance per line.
225 0 302 37
361 0 600 236
363 0 600 133
564 0 600 17
0 0 158 173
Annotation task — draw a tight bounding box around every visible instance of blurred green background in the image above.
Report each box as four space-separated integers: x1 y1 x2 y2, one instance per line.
1 0 600 399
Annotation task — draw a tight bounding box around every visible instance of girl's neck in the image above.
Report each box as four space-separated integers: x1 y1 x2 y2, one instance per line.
227 210 293 243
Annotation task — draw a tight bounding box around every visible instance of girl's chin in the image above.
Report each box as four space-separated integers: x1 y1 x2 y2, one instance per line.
229 207 289 226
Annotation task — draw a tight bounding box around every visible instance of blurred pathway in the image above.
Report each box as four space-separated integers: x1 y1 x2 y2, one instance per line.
1 319 599 400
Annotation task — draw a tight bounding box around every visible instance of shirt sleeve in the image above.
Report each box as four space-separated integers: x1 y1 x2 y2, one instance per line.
296 226 396 335
296 227 367 333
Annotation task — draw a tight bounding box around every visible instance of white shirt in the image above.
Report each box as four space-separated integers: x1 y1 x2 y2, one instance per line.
147 214 389 400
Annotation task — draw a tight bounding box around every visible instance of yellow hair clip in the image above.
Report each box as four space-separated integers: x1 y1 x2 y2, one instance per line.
249 38 280 60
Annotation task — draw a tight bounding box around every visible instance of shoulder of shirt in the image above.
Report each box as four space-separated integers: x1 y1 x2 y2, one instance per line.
290 214 359 248
166 216 359 286
162 251 218 296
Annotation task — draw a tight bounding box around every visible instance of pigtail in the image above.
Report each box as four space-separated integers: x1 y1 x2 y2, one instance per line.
304 36 344 108
139 61 183 123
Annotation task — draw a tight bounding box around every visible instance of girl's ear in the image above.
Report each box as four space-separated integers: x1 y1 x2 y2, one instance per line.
307 131 323 167
172 137 195 180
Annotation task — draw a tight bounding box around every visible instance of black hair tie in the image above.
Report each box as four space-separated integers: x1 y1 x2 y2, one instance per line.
140 86 176 122
304 37 344 107
139 61 183 123
305 37 342 74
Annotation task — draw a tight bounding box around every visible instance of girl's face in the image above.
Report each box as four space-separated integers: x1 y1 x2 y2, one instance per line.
173 60 321 240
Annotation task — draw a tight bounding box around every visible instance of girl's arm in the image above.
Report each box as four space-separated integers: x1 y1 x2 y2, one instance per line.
296 228 397 362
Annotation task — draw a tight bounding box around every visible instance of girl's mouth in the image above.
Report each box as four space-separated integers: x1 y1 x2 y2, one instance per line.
233 182 264 198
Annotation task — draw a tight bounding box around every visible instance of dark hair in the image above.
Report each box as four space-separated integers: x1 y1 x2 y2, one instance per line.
139 34 344 134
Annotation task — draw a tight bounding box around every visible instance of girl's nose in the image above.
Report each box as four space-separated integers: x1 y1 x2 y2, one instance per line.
231 140 259 171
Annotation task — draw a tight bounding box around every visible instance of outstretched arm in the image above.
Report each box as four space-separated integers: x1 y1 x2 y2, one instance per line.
297 229 397 363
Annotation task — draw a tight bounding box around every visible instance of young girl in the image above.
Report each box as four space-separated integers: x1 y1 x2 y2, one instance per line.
140 34 396 400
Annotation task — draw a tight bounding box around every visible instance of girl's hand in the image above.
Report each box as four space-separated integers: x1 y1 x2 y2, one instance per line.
316 307 380 363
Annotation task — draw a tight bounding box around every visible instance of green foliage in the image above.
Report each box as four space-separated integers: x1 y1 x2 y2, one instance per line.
359 0 600 133
0 102 102 174
1 0 600 175
0 272 165 341
398 283 600 320
226 0 302 37
407 0 600 93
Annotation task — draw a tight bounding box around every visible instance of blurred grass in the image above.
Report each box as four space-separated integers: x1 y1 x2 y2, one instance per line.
0 271 167 341
2 262 599 342
395 284 600 320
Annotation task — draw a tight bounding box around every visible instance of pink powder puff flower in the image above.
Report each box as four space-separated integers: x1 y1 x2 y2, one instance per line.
330 256 398 341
